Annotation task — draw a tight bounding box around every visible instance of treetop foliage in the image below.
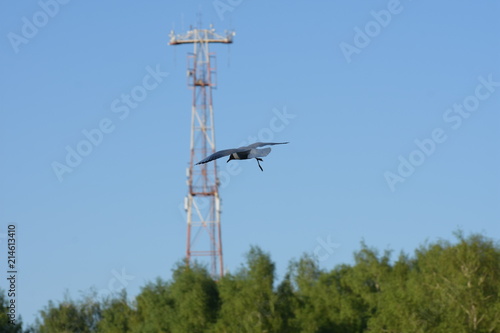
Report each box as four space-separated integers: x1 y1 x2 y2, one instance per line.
15 232 500 333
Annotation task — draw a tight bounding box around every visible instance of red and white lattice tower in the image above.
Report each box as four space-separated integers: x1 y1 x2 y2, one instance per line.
169 25 234 278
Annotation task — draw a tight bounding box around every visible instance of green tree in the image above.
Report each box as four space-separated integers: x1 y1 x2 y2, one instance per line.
415 233 500 332
0 290 23 333
168 261 219 333
290 247 389 333
288 254 327 333
132 261 219 333
273 274 299 333
37 295 101 333
97 291 134 333
366 252 423 332
132 277 174 332
368 232 500 333
342 243 392 331
212 246 280 333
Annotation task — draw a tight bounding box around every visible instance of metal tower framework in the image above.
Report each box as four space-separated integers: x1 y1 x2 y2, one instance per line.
169 26 234 278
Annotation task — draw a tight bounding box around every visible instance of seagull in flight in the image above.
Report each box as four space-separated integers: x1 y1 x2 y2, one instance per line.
196 142 289 171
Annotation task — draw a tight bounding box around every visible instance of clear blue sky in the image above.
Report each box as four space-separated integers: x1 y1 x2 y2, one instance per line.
1 0 499 326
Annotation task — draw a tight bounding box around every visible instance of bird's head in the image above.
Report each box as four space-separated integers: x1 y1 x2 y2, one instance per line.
227 154 234 163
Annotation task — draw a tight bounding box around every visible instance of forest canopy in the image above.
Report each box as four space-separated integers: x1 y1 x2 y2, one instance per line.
8 231 500 333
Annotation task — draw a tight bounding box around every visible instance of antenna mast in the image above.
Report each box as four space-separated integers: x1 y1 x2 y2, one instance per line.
170 25 234 278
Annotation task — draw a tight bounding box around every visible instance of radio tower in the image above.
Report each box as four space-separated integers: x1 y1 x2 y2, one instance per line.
169 25 234 279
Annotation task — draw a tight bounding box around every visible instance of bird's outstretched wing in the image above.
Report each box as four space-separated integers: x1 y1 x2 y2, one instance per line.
195 147 249 165
244 142 289 149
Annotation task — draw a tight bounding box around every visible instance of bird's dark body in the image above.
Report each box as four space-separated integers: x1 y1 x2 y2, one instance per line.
232 150 250 160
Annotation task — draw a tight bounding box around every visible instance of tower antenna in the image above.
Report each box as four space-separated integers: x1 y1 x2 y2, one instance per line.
169 25 235 279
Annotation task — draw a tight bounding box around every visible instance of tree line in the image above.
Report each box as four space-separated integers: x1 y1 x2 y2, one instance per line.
3 231 500 332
